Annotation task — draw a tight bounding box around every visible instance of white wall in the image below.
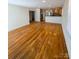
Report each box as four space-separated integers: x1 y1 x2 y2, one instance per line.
8 5 41 31
8 4 29 31
62 0 69 28
62 0 71 58
67 0 71 35
35 9 40 21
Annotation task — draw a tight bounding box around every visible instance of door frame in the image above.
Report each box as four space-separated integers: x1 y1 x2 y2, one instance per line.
29 11 35 23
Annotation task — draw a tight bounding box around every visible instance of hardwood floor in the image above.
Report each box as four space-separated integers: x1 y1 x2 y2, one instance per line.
8 22 69 59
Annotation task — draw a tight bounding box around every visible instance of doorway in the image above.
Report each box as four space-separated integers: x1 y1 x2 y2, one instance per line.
29 11 35 23
40 9 45 22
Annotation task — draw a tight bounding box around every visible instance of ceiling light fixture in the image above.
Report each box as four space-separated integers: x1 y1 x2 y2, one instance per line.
42 0 46 3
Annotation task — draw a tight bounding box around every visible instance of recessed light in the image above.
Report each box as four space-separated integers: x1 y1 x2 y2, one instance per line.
42 0 46 3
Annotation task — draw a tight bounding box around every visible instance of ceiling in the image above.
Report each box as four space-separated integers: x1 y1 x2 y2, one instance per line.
8 0 65 8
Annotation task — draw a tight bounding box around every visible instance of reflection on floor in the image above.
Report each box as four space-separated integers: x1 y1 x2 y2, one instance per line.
8 22 69 59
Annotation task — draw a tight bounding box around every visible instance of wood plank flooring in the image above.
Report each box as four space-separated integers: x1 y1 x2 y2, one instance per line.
8 22 69 59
